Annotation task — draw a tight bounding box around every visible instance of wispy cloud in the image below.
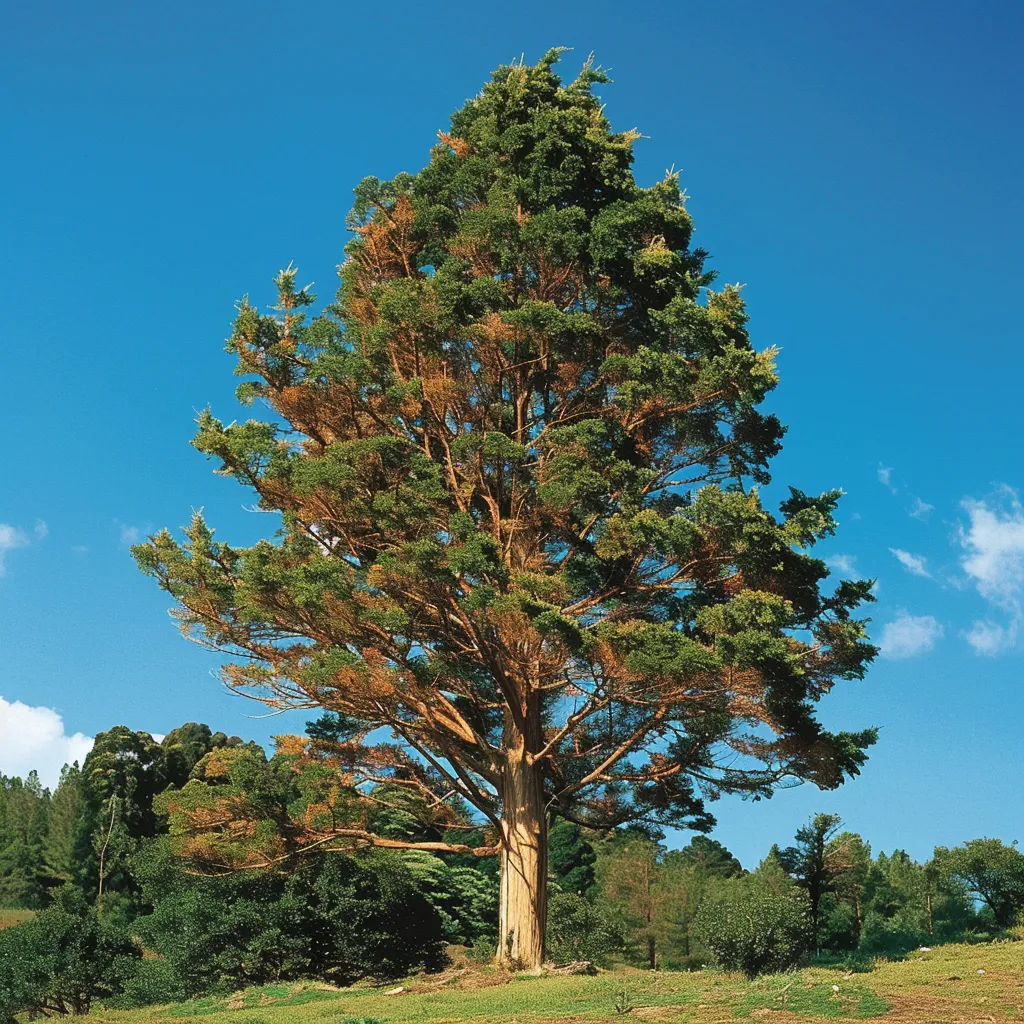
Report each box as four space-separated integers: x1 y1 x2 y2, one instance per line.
0 524 31 575
958 488 1024 655
889 547 931 578
879 611 943 659
0 696 94 789
878 464 897 493
909 498 934 520
964 621 1010 657
827 554 858 575
116 521 141 546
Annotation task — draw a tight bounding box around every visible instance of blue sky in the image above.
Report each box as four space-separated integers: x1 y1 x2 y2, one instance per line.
2 0 1022 869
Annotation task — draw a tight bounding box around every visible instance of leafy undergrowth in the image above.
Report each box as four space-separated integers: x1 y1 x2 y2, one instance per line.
85 938 1024 1024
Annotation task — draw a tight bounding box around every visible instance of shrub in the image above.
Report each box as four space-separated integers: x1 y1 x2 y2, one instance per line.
694 877 811 978
131 842 446 999
0 885 139 1020
109 959 186 1008
546 892 624 966
399 851 498 945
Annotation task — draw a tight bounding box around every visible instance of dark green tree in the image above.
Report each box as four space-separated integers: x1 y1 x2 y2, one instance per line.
130 841 445 996
43 764 86 890
74 727 168 903
161 723 252 788
0 773 50 909
778 813 851 950
672 835 743 878
548 820 597 895
134 51 876 968
933 839 1024 929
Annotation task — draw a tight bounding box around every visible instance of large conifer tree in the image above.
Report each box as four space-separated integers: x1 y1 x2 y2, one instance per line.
135 51 876 969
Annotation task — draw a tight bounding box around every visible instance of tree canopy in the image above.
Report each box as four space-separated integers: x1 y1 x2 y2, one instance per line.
134 49 876 967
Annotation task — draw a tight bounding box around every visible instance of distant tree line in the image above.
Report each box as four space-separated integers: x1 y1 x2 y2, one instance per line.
2 721 1023 1017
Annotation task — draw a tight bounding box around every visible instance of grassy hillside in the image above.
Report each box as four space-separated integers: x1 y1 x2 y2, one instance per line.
0 908 34 929
87 939 1024 1024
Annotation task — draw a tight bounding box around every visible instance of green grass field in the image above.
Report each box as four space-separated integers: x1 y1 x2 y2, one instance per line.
87 938 1024 1024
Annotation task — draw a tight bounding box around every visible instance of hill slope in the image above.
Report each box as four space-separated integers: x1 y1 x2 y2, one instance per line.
89 939 1024 1024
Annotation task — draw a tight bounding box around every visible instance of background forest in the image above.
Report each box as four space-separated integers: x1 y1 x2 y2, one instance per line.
2 719 1022 1018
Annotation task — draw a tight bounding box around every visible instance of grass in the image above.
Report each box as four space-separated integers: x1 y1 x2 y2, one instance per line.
0 908 35 929
85 937 1024 1024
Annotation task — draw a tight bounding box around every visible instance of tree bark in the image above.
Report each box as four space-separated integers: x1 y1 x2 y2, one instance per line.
497 746 547 971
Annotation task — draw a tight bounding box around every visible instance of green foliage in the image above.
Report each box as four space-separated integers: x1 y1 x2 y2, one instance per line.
73 726 171 903
400 851 498 946
672 835 744 879
546 891 623 966
933 838 1024 929
133 55 878 925
548 821 597 895
130 842 446 997
0 884 139 1020
695 875 812 978
44 764 86 889
0 772 49 908
777 813 846 949
161 723 256 788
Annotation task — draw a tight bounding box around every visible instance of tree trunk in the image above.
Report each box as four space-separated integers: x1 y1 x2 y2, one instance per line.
497 748 547 972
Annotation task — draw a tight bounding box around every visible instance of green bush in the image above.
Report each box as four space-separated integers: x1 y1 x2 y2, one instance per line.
0 885 139 1021
695 877 811 978
546 892 624 966
130 842 446 999
108 958 187 1008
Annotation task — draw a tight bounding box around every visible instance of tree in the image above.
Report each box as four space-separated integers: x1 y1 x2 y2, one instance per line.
74 727 168 905
672 835 743 878
44 764 86 890
0 773 50 909
778 813 852 950
656 853 719 966
548 820 597 895
933 839 1024 929
134 50 876 969
130 841 445 996
596 838 664 968
828 831 871 935
161 723 252 788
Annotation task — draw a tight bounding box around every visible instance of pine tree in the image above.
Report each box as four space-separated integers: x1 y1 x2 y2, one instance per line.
44 764 86 889
0 773 50 908
134 50 876 968
778 813 851 950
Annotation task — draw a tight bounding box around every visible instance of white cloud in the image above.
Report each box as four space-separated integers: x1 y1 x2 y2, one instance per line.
878 464 897 493
0 519 49 575
909 498 934 520
879 612 943 659
118 523 141 546
889 547 931 578
958 489 1024 654
0 524 30 575
0 696 94 789
965 620 1012 657
827 554 857 575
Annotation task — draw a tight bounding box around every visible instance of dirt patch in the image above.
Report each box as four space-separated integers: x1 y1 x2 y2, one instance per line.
872 993 1018 1022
